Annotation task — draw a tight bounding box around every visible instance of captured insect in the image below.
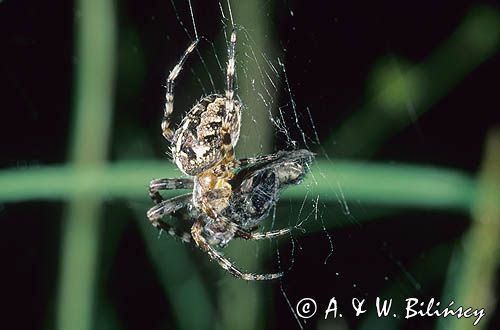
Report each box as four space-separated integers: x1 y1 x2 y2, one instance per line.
146 30 314 280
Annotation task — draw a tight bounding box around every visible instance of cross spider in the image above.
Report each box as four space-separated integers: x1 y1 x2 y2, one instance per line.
147 30 314 280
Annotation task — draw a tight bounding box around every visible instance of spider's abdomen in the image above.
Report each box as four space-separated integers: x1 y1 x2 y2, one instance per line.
172 94 241 176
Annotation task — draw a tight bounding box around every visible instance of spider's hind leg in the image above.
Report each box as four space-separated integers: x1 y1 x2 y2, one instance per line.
191 220 283 281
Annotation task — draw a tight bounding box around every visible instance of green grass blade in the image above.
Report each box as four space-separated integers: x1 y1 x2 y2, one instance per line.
55 0 116 330
0 160 474 213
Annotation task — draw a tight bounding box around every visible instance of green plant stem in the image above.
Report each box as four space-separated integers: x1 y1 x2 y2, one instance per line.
217 1 282 329
0 160 474 212
135 216 215 330
438 128 500 330
56 1 116 330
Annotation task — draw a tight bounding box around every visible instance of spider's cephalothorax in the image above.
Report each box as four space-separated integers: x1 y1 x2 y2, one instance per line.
147 30 314 281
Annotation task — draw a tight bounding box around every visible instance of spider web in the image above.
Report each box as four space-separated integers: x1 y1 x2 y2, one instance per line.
168 0 348 321
163 1 421 329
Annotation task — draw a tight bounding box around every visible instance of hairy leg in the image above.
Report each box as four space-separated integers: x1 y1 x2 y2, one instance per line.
191 219 283 281
162 39 199 141
235 227 292 241
149 178 194 204
146 193 192 228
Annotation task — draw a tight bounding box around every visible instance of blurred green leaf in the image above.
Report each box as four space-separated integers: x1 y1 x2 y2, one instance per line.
0 160 474 212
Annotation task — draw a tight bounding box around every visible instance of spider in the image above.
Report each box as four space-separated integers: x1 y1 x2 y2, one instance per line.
146 30 314 280
148 149 313 280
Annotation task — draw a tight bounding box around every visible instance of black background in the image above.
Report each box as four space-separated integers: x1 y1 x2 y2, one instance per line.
0 0 498 329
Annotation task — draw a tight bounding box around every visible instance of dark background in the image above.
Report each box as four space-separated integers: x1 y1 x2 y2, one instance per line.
0 0 498 329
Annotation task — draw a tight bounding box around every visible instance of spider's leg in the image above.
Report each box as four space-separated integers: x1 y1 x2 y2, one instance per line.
147 193 192 228
234 153 281 168
212 154 281 176
239 149 314 166
235 227 292 241
191 219 283 281
155 221 193 244
162 39 199 142
221 30 237 161
149 178 194 204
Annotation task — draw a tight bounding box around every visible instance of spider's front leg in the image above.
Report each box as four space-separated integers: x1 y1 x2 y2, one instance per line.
191 219 283 281
149 178 194 204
